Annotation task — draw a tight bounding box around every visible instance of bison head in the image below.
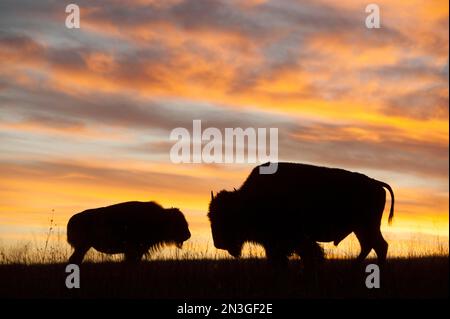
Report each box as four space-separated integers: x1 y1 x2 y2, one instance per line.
208 190 243 258
165 208 191 248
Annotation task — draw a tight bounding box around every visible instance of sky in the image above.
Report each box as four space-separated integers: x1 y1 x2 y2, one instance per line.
0 0 448 257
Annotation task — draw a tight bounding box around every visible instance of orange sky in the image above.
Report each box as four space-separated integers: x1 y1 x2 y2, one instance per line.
0 0 448 257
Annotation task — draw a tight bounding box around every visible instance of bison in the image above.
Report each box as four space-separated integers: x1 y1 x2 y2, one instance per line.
67 201 191 264
208 162 394 266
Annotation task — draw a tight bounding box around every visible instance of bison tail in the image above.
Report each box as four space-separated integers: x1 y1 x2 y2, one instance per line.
377 181 395 225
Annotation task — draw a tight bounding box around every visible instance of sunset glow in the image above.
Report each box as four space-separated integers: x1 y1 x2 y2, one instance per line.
0 0 448 258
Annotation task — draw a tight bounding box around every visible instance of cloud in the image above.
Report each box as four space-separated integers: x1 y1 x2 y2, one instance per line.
384 86 449 120
0 0 448 234
1 65 448 182
0 1 446 128
277 120 449 179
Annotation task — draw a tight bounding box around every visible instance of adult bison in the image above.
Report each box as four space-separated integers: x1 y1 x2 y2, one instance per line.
67 201 191 264
208 162 394 265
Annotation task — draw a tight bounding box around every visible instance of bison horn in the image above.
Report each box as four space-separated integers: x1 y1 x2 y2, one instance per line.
211 190 214 201
233 187 237 192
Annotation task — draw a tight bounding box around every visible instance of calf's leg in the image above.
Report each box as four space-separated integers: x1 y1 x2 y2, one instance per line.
265 244 289 267
124 247 146 263
296 241 324 268
68 246 90 264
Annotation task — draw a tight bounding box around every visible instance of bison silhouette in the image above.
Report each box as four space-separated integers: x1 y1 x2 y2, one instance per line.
67 201 191 264
208 162 394 266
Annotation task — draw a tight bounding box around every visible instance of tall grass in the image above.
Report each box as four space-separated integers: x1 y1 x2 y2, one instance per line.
0 236 448 265
0 218 447 264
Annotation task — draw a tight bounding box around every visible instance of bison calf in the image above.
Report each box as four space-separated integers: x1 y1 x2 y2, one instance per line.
67 201 191 264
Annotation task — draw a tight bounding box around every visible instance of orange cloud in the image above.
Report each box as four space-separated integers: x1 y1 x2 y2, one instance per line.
0 0 447 255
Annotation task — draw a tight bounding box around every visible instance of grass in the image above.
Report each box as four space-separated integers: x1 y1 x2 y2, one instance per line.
0 257 447 299
0 239 448 299
0 223 448 299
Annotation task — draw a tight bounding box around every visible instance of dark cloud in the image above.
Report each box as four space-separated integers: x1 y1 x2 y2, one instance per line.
0 0 447 183
0 159 216 195
1 70 448 180
279 123 449 180
24 114 86 130
81 0 404 43
360 58 449 120
170 0 266 37
365 58 449 81
384 86 449 120
0 32 45 63
77 0 409 96
0 1 437 110
0 32 88 70
122 115 449 180
0 78 297 133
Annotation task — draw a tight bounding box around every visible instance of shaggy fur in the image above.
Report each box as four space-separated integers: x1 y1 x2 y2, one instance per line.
208 162 394 265
67 201 191 264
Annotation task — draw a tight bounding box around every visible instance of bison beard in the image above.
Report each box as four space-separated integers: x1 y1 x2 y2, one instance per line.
67 201 191 264
208 162 395 266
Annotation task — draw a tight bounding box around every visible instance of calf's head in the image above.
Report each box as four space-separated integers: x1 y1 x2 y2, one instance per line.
165 208 191 248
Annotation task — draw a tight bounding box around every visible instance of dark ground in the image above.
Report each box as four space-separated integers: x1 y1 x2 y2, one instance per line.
0 257 447 299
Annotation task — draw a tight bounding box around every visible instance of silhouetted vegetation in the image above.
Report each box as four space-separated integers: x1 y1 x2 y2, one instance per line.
0 257 447 298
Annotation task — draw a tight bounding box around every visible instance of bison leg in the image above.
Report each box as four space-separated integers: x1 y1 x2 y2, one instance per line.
354 228 388 264
354 230 373 263
124 248 146 263
68 246 90 264
373 230 388 264
296 241 324 268
265 245 289 267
